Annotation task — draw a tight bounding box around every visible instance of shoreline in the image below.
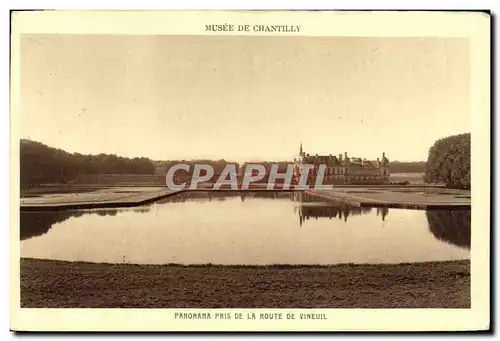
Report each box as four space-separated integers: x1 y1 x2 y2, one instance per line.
20 258 470 308
20 186 471 212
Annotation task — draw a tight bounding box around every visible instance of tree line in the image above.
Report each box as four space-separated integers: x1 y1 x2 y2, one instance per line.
21 135 470 189
155 160 241 176
20 139 156 187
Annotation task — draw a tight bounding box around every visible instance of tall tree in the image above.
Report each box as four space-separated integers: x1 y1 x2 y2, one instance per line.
424 133 470 189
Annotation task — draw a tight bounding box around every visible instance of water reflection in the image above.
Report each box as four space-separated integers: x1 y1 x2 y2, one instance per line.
292 192 388 225
20 207 151 240
157 191 290 203
20 211 79 241
20 191 470 264
426 210 471 249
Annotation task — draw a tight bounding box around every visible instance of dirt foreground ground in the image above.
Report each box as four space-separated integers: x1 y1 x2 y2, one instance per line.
20 258 470 308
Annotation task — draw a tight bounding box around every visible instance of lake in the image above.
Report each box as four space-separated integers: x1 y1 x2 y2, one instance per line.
20 191 470 265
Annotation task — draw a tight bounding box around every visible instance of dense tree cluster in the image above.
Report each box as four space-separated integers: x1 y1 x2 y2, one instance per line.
20 139 156 187
424 133 470 189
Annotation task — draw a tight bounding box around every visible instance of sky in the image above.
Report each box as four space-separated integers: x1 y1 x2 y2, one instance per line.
19 35 470 162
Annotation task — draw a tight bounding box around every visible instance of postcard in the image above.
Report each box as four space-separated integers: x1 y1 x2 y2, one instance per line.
10 10 490 332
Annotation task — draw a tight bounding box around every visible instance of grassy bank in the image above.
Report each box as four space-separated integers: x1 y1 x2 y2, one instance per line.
20 258 470 308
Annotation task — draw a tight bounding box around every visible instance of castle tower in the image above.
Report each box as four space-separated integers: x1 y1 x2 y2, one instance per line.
344 152 350 164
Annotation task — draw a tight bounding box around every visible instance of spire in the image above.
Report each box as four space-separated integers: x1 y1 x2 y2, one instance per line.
382 152 389 166
299 143 303 155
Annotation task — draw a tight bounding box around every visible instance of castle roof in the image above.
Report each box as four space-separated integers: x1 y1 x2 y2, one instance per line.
303 154 340 166
302 154 380 169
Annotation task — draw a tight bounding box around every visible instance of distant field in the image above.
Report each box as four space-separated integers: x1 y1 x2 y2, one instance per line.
390 172 425 184
71 174 165 186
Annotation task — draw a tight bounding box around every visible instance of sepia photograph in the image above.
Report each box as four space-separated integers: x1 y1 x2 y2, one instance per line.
10 10 490 332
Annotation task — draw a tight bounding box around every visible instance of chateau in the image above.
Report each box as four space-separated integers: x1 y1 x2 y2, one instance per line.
293 144 390 185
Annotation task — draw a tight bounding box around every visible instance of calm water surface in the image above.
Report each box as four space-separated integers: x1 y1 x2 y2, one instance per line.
20 192 470 265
